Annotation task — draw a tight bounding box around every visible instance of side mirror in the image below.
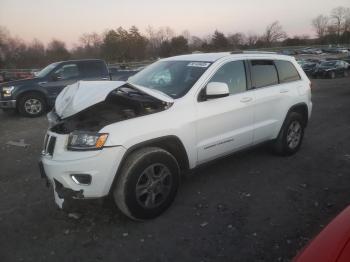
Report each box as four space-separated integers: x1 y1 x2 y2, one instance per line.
205 82 229 99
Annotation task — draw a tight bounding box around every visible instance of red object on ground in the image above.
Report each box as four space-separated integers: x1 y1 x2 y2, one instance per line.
294 206 350 262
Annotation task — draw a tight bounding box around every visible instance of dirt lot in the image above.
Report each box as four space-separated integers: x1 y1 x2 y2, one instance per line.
1 77 350 262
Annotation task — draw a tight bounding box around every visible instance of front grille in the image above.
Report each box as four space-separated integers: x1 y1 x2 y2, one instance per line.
43 134 56 156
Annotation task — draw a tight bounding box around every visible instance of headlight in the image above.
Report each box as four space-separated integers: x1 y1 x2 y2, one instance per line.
2 86 15 97
67 131 109 151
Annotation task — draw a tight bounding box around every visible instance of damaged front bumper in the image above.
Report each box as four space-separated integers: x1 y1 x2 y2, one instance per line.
39 132 126 209
39 161 84 208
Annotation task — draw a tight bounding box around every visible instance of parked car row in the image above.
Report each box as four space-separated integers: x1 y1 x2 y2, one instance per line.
297 59 349 79
280 46 350 56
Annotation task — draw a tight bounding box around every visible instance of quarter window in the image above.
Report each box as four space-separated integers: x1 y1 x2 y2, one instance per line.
209 60 247 95
274 60 300 83
250 60 278 88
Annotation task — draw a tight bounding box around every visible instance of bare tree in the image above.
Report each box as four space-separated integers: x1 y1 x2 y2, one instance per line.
227 32 246 48
79 32 101 48
181 30 191 41
331 6 350 36
188 36 203 51
263 21 287 46
312 15 329 38
246 33 259 47
345 13 350 33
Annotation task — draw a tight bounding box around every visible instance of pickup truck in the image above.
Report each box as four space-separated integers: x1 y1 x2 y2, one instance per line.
0 59 110 117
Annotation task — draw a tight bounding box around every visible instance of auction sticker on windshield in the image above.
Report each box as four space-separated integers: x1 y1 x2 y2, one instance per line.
187 62 211 67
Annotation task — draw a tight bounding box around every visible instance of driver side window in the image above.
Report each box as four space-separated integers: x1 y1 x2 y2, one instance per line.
53 64 79 80
209 60 247 95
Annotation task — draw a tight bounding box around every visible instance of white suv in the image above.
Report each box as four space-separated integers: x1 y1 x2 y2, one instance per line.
40 52 312 220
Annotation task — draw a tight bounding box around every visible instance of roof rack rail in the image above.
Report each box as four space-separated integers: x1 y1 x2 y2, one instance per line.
230 50 277 54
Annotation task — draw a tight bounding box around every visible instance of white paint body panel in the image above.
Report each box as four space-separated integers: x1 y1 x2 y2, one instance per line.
42 53 312 200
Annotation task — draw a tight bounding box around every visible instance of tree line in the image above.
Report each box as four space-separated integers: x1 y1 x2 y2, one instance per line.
0 6 349 69
312 6 350 44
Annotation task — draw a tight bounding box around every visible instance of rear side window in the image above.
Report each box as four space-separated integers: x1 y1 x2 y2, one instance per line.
80 61 109 78
209 60 247 95
250 60 278 88
274 60 300 83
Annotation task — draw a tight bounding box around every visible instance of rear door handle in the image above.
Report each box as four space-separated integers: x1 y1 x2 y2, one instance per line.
240 97 253 103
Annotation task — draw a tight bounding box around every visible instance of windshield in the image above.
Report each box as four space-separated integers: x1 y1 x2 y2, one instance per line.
128 60 212 98
36 62 59 78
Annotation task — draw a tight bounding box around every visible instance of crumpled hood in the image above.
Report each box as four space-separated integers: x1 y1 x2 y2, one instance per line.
55 80 174 119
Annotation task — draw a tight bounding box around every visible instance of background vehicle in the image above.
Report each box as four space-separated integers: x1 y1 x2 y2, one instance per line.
40 52 312 220
0 59 110 117
313 60 349 79
301 62 318 76
294 205 350 262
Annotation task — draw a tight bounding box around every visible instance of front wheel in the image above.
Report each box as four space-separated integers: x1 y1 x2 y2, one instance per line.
18 93 46 117
113 147 180 220
271 112 305 156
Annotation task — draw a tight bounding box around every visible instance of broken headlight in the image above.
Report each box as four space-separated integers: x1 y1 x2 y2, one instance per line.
67 131 108 151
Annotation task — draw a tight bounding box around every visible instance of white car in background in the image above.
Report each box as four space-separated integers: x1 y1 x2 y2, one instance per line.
40 51 312 220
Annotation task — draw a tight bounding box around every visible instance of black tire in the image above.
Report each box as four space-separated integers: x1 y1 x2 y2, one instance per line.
113 147 180 220
18 93 46 117
271 112 305 156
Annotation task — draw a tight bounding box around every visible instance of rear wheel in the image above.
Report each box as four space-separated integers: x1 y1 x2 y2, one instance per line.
18 93 46 117
271 112 305 156
113 147 180 220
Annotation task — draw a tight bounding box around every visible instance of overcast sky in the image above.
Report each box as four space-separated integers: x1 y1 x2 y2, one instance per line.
0 0 349 47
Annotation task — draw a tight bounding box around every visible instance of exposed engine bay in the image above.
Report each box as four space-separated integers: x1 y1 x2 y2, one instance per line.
50 85 172 134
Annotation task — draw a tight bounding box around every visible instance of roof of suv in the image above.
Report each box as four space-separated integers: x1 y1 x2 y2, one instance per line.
162 51 294 62
55 59 105 64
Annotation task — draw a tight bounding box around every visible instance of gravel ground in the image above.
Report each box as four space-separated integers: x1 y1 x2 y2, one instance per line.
0 77 350 262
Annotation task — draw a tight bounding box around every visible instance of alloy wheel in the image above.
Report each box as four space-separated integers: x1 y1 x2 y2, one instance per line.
24 98 42 115
286 120 302 149
135 163 172 209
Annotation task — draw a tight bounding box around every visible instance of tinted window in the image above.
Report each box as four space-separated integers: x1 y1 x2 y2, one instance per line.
80 61 108 78
209 60 247 95
54 64 79 80
274 60 300 83
250 60 278 88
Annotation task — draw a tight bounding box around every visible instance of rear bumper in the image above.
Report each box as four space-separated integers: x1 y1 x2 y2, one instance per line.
0 99 16 109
